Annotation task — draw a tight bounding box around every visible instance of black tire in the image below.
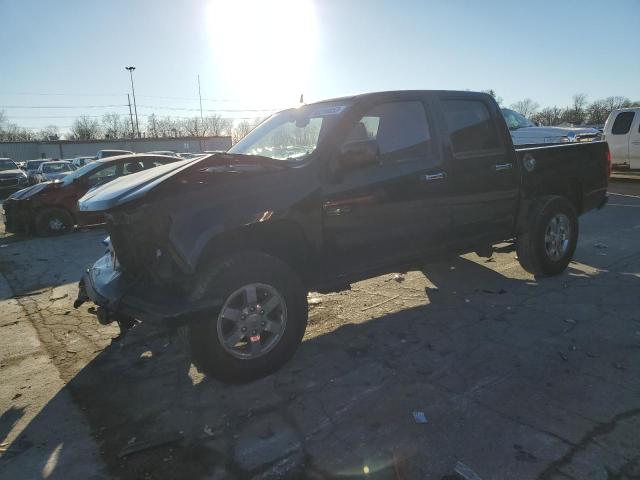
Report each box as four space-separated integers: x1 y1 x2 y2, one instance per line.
516 196 578 276
34 207 75 236
188 251 308 383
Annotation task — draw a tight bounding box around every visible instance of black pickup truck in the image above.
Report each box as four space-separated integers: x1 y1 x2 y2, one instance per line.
75 90 610 382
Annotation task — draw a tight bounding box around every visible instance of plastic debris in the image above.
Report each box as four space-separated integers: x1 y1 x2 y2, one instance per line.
203 425 215 437
118 432 182 458
564 318 576 324
393 273 405 283
454 461 483 480
594 243 608 249
481 288 507 294
557 352 568 362
0 244 8 248
412 411 427 423
361 295 399 312
307 295 322 306
464 298 470 303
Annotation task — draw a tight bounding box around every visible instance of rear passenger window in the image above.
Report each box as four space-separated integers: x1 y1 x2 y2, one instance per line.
344 101 432 163
443 100 502 156
611 112 635 135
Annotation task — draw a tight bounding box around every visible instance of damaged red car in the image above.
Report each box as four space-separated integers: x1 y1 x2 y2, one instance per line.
3 154 181 235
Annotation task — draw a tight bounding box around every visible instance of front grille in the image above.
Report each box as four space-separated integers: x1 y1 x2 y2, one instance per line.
0 177 19 188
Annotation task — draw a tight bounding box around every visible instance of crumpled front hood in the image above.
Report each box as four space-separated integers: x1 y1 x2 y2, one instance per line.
78 154 288 212
7 181 52 200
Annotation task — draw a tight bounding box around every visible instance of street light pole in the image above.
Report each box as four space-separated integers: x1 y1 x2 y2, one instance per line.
125 66 140 138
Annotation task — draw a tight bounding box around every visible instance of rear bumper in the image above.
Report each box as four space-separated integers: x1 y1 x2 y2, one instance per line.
78 253 222 324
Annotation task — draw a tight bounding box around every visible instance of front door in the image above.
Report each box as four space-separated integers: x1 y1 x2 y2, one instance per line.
322 97 452 277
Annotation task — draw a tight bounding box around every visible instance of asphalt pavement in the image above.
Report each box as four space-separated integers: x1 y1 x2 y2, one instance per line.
1 181 639 479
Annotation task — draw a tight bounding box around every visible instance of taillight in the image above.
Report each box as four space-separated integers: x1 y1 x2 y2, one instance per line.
606 145 612 178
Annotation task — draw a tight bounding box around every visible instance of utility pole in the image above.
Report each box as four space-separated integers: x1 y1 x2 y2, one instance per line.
125 66 140 138
198 75 204 129
127 94 135 138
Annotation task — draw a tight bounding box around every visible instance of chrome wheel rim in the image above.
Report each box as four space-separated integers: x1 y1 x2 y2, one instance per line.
49 217 65 231
216 283 287 360
544 213 571 261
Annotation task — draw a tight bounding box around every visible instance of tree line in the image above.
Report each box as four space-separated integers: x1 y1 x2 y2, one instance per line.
485 90 640 126
2 92 640 144
0 110 258 144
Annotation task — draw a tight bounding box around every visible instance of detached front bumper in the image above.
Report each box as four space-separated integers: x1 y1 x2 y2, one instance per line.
77 253 222 324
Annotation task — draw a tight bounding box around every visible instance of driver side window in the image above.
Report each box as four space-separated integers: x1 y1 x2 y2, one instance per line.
343 101 432 164
86 165 117 186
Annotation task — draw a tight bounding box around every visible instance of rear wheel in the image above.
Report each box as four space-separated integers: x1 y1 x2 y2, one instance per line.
188 252 307 383
35 207 74 236
516 196 578 276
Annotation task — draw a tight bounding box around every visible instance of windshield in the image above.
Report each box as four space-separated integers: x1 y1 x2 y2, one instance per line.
0 159 17 171
43 163 73 174
228 103 349 160
26 160 45 171
501 108 535 130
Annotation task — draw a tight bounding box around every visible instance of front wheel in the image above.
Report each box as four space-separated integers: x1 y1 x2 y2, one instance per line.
516 196 578 277
34 207 74 236
188 252 308 383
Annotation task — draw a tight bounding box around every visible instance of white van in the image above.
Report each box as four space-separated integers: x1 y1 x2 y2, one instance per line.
603 108 640 169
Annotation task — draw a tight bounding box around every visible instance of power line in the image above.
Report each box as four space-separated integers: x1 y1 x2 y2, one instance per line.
0 104 127 109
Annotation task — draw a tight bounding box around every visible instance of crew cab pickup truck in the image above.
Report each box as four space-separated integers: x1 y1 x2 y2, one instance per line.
75 90 610 382
603 108 640 168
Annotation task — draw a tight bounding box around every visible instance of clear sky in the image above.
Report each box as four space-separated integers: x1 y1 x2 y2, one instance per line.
1 0 638 132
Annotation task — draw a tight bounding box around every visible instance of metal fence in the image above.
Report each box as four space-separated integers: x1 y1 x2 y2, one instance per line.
0 136 232 161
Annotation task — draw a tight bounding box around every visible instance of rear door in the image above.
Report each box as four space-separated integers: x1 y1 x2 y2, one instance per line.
437 94 519 246
627 111 640 169
322 95 452 275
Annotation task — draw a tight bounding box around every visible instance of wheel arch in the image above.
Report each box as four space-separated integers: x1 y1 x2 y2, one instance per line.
195 220 320 287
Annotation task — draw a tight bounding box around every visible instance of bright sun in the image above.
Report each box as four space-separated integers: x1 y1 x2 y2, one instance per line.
206 0 318 107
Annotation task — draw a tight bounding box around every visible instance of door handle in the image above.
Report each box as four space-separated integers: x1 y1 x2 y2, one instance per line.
631 141 640 145
494 163 513 171
422 172 447 181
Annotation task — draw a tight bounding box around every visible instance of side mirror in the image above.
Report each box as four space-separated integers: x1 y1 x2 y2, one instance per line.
339 139 380 171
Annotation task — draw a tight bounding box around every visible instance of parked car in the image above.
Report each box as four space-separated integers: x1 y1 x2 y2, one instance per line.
25 159 51 185
603 108 640 169
0 158 28 193
71 156 96 168
501 108 601 145
75 90 610 382
33 161 75 183
3 154 180 236
177 152 203 159
96 149 133 159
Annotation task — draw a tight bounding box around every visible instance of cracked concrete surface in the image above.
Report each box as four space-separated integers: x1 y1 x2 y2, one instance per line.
1 187 640 479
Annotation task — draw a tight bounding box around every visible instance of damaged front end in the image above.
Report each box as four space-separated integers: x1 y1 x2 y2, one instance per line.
75 205 220 326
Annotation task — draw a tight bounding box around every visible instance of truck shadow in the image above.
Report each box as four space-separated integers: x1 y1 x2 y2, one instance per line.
3 250 639 479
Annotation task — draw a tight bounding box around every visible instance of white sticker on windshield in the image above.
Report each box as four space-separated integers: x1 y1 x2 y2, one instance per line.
308 105 346 116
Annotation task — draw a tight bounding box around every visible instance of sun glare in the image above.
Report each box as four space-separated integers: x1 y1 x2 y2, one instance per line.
206 0 318 107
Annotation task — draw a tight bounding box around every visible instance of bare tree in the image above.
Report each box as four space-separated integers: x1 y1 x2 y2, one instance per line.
102 113 126 139
181 117 202 137
202 114 234 136
70 116 102 140
510 98 540 118
37 125 60 141
146 113 159 138
483 89 504 106
232 120 252 144
531 106 563 126
562 93 588 125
